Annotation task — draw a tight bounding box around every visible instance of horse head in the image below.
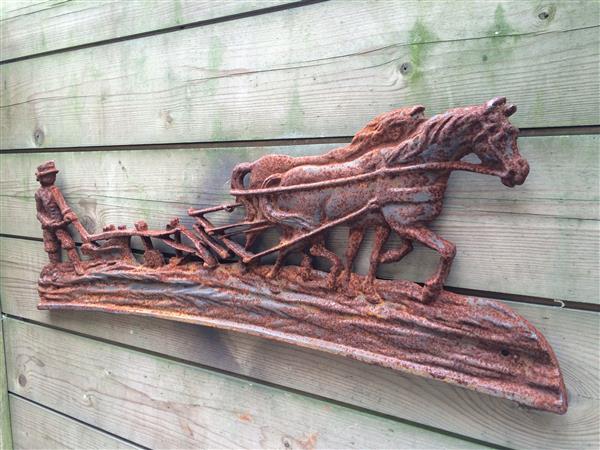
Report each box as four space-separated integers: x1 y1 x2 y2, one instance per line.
473 97 529 187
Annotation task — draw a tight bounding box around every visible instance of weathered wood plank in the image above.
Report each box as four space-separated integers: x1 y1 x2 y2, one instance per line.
1 236 598 449
4 319 489 450
1 1 598 148
9 395 137 449
0 0 293 61
0 0 54 20
0 317 13 450
1 136 598 302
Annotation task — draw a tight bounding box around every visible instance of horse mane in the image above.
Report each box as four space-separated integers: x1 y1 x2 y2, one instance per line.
385 98 519 166
350 106 427 150
319 106 427 163
385 104 485 164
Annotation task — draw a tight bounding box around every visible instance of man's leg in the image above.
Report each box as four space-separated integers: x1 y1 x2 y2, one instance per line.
56 229 83 274
43 230 61 264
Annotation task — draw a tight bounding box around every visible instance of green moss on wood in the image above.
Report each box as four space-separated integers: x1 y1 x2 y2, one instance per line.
173 0 183 25
407 19 438 84
486 4 518 50
286 80 304 133
206 36 224 97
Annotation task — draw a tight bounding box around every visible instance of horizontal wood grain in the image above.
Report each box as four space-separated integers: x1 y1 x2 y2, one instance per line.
1 236 598 449
1 136 597 302
9 395 138 450
4 318 490 449
0 0 292 62
1 0 598 148
0 0 57 20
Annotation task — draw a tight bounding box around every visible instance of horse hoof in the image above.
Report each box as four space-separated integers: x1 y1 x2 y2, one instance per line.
326 275 339 290
300 268 312 281
266 269 278 280
365 294 384 305
421 284 440 304
340 283 356 298
362 281 384 303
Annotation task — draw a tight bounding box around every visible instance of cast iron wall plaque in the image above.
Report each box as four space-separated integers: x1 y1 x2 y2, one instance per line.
35 97 567 414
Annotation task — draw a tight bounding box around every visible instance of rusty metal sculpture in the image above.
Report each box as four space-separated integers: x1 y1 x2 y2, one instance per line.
36 98 567 414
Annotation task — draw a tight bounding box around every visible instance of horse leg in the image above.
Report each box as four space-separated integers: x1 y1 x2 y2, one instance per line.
342 226 365 287
362 225 390 302
378 238 413 265
244 230 259 251
309 239 342 290
267 228 293 279
269 244 313 280
364 236 414 301
267 249 288 279
384 220 455 304
299 245 313 281
411 226 455 303
243 201 260 250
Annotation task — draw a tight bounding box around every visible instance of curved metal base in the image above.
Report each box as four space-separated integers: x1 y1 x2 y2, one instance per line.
38 262 567 414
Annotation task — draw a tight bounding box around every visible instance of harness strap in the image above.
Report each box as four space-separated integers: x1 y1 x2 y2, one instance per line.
230 161 502 197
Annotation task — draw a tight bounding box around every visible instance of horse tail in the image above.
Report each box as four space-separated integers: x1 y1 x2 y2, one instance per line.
231 162 253 190
231 162 257 225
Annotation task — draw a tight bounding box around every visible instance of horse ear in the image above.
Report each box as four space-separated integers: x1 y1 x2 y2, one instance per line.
504 104 517 116
410 105 425 118
485 96 506 113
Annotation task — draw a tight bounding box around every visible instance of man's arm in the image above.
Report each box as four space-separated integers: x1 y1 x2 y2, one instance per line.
35 191 52 228
50 186 76 222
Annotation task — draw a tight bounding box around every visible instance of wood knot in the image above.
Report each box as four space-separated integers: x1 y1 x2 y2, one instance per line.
33 128 44 146
399 62 412 75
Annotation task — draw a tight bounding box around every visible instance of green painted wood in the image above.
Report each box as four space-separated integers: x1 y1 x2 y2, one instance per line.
1 236 598 450
0 0 293 61
9 395 137 450
1 0 598 148
1 136 597 302
0 318 12 450
4 318 490 449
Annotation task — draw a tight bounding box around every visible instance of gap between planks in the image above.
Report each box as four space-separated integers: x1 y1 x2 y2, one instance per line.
0 0 328 65
2 315 504 450
7 319 496 448
0 126 598 155
8 393 147 450
1 241 597 449
0 311 13 450
0 233 597 313
1 136 598 303
2 1 598 147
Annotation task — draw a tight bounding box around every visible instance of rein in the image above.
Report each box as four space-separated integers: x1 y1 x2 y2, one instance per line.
230 161 504 197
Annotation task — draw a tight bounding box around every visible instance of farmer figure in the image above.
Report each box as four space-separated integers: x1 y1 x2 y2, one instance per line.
35 161 83 274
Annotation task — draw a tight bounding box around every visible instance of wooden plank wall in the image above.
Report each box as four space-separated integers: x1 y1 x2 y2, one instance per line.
0 317 13 450
0 1 598 449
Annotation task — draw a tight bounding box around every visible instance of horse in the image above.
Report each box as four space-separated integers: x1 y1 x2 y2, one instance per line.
230 106 427 253
256 97 529 303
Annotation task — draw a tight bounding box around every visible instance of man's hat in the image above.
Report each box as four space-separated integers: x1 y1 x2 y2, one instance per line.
35 160 59 180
